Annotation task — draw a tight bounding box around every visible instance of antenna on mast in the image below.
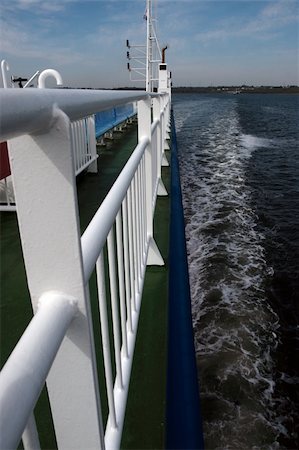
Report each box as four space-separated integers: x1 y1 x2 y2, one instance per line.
126 0 162 92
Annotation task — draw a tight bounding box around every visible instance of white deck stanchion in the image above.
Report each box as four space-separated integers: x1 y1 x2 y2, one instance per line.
138 97 164 266
6 107 105 450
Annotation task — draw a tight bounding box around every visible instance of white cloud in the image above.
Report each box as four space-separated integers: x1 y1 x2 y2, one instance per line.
245 0 299 33
1 0 67 13
18 0 62 9
262 0 296 18
195 0 298 43
0 16 82 64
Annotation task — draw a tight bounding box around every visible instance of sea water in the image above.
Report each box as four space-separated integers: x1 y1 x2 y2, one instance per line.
173 93 299 449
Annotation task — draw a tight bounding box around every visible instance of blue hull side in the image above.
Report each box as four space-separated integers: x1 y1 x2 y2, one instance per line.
166 111 204 450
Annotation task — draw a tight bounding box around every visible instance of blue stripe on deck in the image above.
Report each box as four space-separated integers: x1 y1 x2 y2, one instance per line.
166 111 205 450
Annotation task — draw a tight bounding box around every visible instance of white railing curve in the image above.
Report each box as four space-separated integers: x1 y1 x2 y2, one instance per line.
1 60 10 88
0 68 99 212
37 69 63 88
0 87 171 450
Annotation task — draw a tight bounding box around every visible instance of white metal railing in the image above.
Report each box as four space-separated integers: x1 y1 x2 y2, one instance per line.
0 88 144 212
0 115 98 211
71 115 98 176
0 292 78 449
0 176 15 211
0 88 170 449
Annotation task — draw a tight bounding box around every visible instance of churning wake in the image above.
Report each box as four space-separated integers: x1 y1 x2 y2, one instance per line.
174 94 298 449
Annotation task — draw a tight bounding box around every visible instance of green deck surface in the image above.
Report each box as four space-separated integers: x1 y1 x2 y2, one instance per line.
0 123 170 449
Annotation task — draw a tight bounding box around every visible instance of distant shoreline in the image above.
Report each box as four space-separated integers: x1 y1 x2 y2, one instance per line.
64 86 299 94
172 86 299 94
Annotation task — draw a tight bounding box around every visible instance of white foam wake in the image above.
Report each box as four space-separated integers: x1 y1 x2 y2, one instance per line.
240 133 273 151
174 97 283 449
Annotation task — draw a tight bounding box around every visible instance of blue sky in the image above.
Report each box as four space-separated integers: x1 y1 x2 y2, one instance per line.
0 0 298 88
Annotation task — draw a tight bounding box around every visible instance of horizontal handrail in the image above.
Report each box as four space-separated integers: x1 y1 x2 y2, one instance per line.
81 136 149 283
0 88 150 141
0 291 78 450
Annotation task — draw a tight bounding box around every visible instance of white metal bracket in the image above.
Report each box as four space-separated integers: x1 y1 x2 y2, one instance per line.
157 178 168 196
147 236 164 266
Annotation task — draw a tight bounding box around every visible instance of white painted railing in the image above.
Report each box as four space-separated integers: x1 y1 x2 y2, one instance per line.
0 176 15 211
0 292 78 449
0 88 170 449
71 115 98 176
0 115 98 211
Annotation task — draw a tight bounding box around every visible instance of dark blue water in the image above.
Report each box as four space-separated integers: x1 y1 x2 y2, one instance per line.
173 93 299 449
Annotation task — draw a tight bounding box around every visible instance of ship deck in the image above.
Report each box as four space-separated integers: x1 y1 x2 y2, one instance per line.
0 122 170 449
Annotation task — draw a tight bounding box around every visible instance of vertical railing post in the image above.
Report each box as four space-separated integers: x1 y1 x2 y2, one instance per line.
87 115 98 173
165 94 171 133
152 96 161 178
137 97 164 266
138 97 153 236
22 413 41 450
7 107 105 449
153 96 167 196
161 95 170 165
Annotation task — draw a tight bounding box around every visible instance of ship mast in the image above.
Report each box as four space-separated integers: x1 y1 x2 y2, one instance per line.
126 0 162 92
145 0 151 92
145 0 162 92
